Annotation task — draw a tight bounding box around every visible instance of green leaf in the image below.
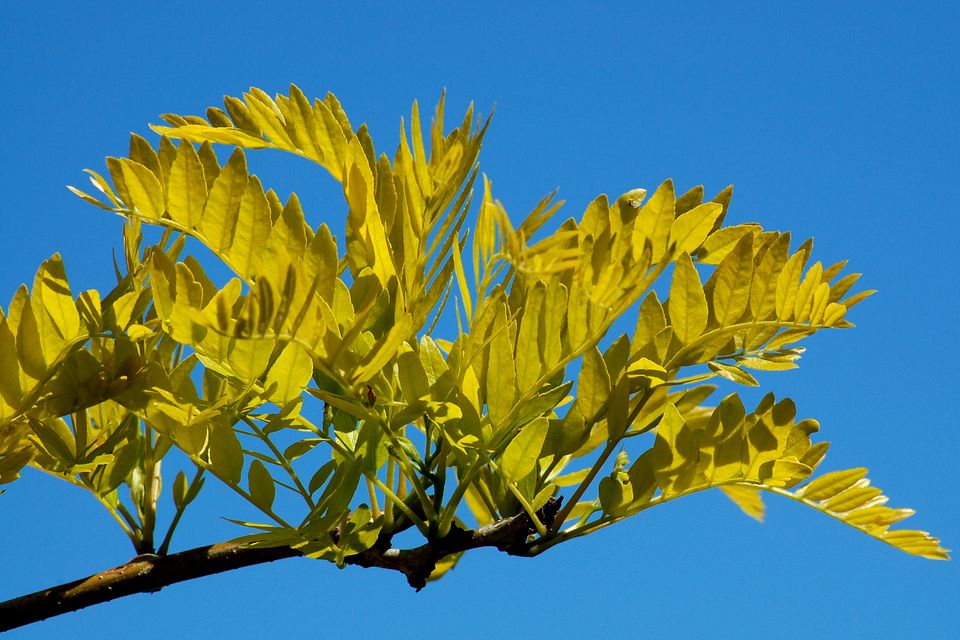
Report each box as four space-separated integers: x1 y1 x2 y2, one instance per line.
308 460 336 495
102 440 140 494
248 460 276 513
500 417 549 483
28 417 75 465
599 474 633 516
173 470 190 510
207 422 244 485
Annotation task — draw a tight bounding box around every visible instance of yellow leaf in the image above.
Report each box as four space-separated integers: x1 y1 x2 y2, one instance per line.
633 179 675 261
500 417 549 483
667 252 708 344
152 124 271 148
244 89 295 149
750 233 790 320
32 254 81 360
0 319 22 420
351 316 413 385
312 98 349 181
809 282 831 324
227 336 273 385
200 149 248 254
126 324 154 340
710 233 753 326
120 159 164 219
485 304 516 427
631 292 666 355
796 467 868 501
775 250 805 321
515 283 544 392
668 202 723 255
720 485 766 522
794 261 822 322
229 176 272 277
451 241 473 323
696 224 760 265
708 361 759 386
822 482 883 512
265 343 313 404
166 139 208 229
651 403 701 495
578 345 610 422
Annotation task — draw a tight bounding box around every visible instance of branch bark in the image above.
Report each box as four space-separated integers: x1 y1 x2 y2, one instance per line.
0 497 562 632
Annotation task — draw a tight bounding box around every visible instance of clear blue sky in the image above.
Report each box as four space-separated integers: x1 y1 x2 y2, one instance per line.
2 2 958 637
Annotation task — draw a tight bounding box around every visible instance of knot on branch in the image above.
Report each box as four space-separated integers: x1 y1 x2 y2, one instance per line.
353 496 565 591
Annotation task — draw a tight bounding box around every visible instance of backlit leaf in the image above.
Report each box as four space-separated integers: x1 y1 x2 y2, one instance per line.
248 460 276 513
720 485 765 522
500 417 549 483
667 252 708 344
578 345 610 422
120 159 164 220
166 140 208 229
710 233 753 325
669 202 722 255
265 343 313 404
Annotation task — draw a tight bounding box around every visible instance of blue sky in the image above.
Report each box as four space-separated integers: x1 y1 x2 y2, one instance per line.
1 2 958 637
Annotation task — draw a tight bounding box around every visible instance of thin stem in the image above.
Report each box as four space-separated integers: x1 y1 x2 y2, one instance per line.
383 459 396 530
366 478 381 517
157 467 205 556
114 502 142 539
551 388 654 531
367 474 431 538
95 496 140 549
242 416 314 508
139 424 159 554
483 455 546 536
531 478 752 554
550 438 616 534
384 432 437 524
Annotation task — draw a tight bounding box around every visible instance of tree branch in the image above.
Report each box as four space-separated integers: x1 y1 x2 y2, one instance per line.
0 497 562 631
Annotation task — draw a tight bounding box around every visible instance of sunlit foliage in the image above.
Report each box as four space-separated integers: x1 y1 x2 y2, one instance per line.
1 85 947 578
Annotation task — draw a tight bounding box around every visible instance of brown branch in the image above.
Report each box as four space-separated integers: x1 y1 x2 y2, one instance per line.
0 497 562 632
0 542 299 632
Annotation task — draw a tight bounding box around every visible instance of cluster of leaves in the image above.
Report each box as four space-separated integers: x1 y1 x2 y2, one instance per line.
0 85 947 581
